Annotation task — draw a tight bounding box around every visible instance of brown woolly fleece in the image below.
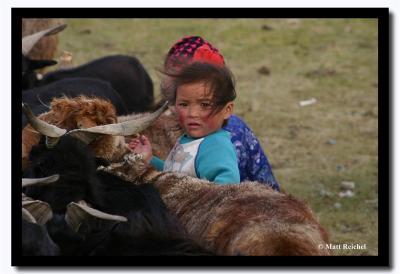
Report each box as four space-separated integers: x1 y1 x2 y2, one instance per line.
99 153 331 256
22 96 129 170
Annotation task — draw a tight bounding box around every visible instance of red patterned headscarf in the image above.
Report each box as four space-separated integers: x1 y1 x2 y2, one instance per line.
165 36 225 69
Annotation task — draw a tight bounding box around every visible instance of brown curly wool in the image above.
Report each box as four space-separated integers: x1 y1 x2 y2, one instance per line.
100 153 331 256
22 96 128 170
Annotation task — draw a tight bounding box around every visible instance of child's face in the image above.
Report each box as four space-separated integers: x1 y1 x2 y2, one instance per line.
175 81 233 138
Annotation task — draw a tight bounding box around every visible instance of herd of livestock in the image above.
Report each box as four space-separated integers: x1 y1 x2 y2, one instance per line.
20 19 331 256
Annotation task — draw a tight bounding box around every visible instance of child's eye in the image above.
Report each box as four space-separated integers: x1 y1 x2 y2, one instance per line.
177 102 188 107
200 102 212 108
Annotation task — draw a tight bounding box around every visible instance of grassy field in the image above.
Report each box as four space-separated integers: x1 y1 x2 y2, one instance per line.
55 18 378 255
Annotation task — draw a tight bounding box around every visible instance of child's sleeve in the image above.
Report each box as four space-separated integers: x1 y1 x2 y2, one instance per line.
150 156 164 171
195 134 240 184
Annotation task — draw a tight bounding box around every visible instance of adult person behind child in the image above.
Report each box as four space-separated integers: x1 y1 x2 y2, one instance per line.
129 62 240 184
161 36 280 191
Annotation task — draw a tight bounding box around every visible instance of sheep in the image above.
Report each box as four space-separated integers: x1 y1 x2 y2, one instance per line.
99 153 331 256
36 55 155 113
22 125 213 256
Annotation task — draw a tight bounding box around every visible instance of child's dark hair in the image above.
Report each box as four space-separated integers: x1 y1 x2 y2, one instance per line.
162 62 236 126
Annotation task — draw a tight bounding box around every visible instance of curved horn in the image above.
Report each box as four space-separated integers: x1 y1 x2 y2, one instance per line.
67 101 169 144
22 194 53 225
22 174 60 188
22 102 66 138
22 208 37 224
65 201 127 233
22 23 67 55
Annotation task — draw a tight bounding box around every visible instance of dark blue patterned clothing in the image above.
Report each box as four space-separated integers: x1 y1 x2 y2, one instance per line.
223 114 280 191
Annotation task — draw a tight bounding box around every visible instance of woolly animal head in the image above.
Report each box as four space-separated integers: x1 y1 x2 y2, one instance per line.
47 96 117 130
48 96 127 162
22 96 126 169
24 135 97 213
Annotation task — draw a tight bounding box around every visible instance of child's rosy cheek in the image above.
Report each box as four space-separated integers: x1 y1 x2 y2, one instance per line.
206 123 214 130
203 118 216 129
204 119 210 126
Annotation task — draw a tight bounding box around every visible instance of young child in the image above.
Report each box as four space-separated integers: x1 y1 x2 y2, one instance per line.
129 62 240 184
161 36 280 191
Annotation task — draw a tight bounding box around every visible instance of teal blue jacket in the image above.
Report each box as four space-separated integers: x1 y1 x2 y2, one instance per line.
150 129 240 184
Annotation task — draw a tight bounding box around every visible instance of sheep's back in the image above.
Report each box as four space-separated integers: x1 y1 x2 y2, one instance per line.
153 176 330 256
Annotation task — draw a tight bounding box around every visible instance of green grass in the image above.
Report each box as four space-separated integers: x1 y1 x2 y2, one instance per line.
55 18 379 255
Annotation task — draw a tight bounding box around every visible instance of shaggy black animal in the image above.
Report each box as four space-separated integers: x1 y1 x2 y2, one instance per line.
21 77 129 128
23 136 212 256
22 219 60 256
22 55 57 90
36 55 154 113
21 23 67 91
46 210 213 256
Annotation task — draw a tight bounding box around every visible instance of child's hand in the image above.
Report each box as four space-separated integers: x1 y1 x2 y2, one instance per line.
128 135 153 164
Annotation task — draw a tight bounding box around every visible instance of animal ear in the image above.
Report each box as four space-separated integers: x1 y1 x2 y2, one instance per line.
29 59 57 71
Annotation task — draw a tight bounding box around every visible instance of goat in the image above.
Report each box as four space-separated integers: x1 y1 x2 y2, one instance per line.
22 98 168 172
22 25 153 113
22 23 67 90
22 219 60 256
99 153 331 256
22 19 65 62
22 111 213 256
22 175 60 256
22 95 133 170
22 77 129 128
36 55 155 113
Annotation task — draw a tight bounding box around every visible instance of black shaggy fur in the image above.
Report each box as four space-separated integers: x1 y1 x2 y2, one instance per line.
23 136 213 256
37 55 154 113
22 77 129 128
22 219 60 256
22 54 57 91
